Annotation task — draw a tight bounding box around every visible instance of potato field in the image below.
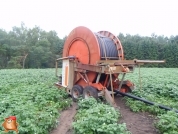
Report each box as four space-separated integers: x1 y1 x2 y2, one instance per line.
0 69 72 134
124 68 178 134
0 68 178 134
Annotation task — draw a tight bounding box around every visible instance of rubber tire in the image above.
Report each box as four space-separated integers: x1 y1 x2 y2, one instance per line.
83 86 98 99
71 85 83 102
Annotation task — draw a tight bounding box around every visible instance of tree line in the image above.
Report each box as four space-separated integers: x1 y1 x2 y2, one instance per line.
119 33 178 67
0 23 178 68
0 23 64 68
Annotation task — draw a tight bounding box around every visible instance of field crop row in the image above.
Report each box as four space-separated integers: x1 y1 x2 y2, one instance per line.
124 68 178 133
0 69 71 134
72 98 130 134
1 68 178 134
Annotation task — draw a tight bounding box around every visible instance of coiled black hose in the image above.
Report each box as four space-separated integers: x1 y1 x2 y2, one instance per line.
95 33 118 60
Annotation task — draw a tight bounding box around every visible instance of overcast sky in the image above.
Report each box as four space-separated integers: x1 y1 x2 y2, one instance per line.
0 0 177 38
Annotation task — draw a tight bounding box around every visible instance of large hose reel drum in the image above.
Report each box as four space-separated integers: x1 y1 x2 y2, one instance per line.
63 26 124 86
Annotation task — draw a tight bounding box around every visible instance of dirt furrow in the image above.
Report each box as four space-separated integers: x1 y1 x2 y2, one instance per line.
115 96 158 134
50 102 77 134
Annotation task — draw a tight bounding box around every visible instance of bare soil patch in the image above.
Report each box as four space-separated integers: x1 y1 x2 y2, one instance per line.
115 96 158 134
50 102 77 134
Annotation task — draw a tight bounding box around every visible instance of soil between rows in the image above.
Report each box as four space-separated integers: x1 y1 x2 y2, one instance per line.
51 96 158 134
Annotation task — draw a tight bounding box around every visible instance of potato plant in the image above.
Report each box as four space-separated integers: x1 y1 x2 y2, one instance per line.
123 68 178 133
0 69 71 134
72 97 130 134
155 111 178 134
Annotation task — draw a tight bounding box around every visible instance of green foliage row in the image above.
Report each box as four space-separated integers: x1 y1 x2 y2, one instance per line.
156 111 178 134
72 97 130 134
0 69 71 134
123 68 178 133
